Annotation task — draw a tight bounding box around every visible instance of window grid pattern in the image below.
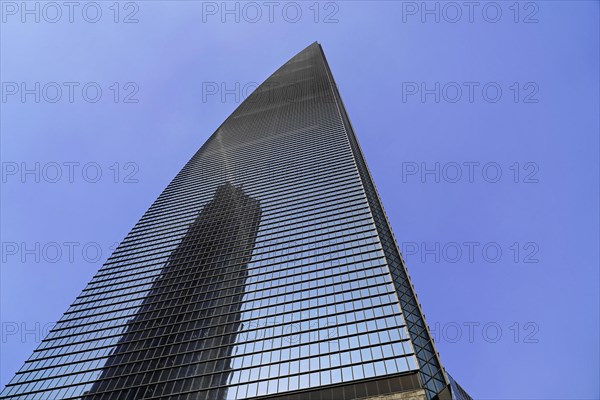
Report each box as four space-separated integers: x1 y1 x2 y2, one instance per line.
0 42 460 400
316 46 451 399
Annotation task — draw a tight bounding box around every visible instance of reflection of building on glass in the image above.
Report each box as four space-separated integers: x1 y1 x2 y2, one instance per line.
82 183 261 400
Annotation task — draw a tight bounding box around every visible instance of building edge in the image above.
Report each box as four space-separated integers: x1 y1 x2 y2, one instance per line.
315 42 471 400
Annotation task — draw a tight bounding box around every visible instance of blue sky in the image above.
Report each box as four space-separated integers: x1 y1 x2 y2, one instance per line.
1 1 598 398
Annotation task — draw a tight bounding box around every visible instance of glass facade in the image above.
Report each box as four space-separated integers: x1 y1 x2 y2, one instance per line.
0 42 471 400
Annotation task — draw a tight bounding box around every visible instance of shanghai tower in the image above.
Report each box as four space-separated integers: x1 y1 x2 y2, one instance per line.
0 43 472 400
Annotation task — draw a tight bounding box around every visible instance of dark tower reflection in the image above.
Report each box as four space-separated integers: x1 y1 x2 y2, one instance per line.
82 183 261 400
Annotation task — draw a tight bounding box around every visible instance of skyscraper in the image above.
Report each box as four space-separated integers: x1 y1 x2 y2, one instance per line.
1 42 472 400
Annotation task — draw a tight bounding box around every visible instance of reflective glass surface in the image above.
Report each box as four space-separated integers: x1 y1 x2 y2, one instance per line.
1 43 448 400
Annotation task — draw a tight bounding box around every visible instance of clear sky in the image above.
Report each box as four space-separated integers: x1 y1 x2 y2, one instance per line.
1 1 598 399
